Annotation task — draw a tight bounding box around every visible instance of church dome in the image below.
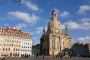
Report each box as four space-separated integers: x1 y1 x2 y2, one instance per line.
47 10 62 32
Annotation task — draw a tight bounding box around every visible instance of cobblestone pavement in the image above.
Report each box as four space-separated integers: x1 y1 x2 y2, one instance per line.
0 56 90 60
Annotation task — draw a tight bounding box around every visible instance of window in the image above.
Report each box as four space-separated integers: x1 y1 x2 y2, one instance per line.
67 42 68 45
28 43 29 45
52 40 55 49
12 44 13 46
17 54 19 56
63 42 64 48
13 48 15 51
19 45 20 47
4 44 5 46
6 48 7 51
0 44 1 46
9 44 11 46
13 37 14 39
16 45 18 47
16 49 17 51
7 40 9 42
3 48 5 51
8 48 10 51
63 42 64 45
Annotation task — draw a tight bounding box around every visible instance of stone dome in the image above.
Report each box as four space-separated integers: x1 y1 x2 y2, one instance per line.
47 10 62 32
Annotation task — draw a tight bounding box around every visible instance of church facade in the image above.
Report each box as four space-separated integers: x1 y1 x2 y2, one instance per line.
40 10 72 56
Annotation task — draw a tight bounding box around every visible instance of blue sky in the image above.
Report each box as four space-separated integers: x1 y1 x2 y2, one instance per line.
0 0 90 45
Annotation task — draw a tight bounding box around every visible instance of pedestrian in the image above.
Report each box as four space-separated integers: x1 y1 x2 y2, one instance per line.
60 55 63 60
69 55 72 58
55 56 57 58
3 57 5 60
43 55 44 59
1 57 5 60
1 57 3 60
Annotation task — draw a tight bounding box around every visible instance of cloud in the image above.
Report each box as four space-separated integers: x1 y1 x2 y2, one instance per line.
30 26 47 45
24 1 39 11
35 27 43 34
77 36 90 43
51 9 70 17
0 23 9 28
54 8 60 14
8 11 39 24
78 5 90 14
14 23 28 30
30 26 47 37
81 18 90 22
61 24 65 29
4 24 8 26
64 21 79 29
35 26 47 34
16 0 39 11
60 11 70 17
64 18 90 30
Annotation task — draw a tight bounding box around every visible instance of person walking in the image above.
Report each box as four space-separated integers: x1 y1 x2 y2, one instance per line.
43 55 44 59
1 57 5 60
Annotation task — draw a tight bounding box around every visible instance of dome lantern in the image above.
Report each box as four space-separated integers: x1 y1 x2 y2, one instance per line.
51 9 58 20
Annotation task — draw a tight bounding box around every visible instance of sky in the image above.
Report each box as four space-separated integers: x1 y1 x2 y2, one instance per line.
0 0 90 45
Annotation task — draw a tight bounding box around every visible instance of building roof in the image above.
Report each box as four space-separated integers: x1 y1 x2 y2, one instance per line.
0 28 32 39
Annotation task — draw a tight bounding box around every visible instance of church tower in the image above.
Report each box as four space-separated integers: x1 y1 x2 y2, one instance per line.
46 9 62 55
40 10 72 56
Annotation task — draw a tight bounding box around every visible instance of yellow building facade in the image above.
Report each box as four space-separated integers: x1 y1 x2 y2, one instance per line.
0 28 32 57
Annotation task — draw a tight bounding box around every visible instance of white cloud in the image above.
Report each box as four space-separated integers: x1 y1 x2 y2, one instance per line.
29 32 34 36
29 26 47 37
60 11 70 17
35 27 43 34
81 18 90 22
8 11 39 24
78 5 90 14
64 18 90 30
14 23 28 30
4 24 9 27
13 0 40 12
51 9 70 17
24 1 39 11
35 26 47 34
78 36 90 43
54 8 60 14
61 25 65 30
64 21 79 29
29 26 47 45
0 24 9 28
79 36 90 41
